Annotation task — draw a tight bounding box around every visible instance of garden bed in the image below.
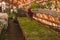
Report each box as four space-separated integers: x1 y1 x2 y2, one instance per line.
18 17 60 40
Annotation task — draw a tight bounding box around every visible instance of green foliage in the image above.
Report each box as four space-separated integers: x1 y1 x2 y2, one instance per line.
47 0 52 9
30 2 40 9
55 1 58 10
30 2 46 9
40 4 46 9
47 2 52 6
0 24 3 28
9 13 15 19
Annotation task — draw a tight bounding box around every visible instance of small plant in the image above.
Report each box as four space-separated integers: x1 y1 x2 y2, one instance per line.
46 0 52 9
0 24 3 28
9 13 15 19
30 2 41 9
55 1 58 11
30 2 46 9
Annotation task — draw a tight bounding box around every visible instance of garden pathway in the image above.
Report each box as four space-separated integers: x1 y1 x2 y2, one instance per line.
5 19 26 40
